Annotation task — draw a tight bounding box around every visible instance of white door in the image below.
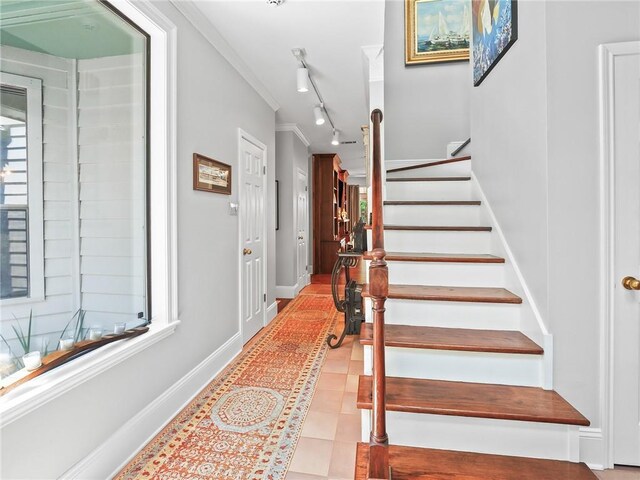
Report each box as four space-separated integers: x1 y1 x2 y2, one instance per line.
296 169 308 287
239 133 266 344
610 43 640 466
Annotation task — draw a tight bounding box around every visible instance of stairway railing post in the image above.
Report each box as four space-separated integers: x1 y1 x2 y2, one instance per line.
367 109 390 480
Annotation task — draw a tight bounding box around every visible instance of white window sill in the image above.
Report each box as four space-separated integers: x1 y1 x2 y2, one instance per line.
0 320 180 428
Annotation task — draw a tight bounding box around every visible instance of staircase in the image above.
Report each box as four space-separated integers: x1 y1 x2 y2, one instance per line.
355 110 596 479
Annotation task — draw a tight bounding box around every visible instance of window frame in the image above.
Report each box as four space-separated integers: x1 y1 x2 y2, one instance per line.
0 0 178 427
0 72 45 306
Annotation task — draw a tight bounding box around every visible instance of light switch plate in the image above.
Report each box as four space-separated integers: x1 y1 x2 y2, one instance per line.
229 202 239 216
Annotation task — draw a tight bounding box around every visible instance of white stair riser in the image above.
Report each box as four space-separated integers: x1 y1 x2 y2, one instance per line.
363 413 579 462
382 230 491 253
388 262 505 287
384 205 483 226
387 161 471 178
365 298 521 331
386 181 474 201
363 346 543 387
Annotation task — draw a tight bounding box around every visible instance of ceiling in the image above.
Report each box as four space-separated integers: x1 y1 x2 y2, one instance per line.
192 0 385 175
0 0 144 60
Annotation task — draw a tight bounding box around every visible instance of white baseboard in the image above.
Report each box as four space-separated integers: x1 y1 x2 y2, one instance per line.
580 427 605 470
266 301 278 325
275 284 298 299
62 333 243 479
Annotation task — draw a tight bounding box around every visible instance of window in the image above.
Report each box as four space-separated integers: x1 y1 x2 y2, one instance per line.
0 0 155 382
0 75 44 302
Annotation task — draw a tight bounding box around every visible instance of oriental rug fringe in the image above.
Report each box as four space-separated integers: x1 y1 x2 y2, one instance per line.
115 289 338 480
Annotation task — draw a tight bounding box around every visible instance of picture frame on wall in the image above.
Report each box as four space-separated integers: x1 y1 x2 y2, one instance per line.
193 153 232 195
472 0 518 86
405 0 470 65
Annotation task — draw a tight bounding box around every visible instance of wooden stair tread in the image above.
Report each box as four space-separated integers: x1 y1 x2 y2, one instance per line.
387 176 470 182
362 284 523 304
354 443 597 480
360 324 543 354
384 200 481 205
386 155 471 173
365 225 492 232
363 251 505 263
357 376 590 426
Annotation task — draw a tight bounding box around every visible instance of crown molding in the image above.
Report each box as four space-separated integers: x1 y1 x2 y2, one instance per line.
169 0 280 112
276 123 311 148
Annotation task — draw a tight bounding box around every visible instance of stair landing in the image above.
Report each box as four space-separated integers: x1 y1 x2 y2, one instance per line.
354 443 597 480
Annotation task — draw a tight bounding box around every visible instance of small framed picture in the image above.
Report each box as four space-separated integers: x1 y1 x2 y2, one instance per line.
193 153 232 195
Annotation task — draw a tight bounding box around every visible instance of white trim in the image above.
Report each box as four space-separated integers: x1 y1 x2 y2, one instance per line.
108 0 180 328
471 172 549 337
169 0 279 112
0 72 44 305
580 427 605 470
276 123 311 147
275 284 298 299
237 129 268 344
0 321 180 428
68 59 81 313
598 40 640 470
266 301 278 325
61 332 242 479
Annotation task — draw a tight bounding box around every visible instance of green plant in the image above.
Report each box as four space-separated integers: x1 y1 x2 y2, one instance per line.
0 309 36 369
58 308 87 345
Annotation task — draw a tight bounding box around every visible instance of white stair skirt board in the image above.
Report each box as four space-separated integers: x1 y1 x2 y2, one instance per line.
62 333 243 480
386 180 474 201
381 230 492 254
383 204 484 226
386 160 472 179
469 173 550 363
363 345 543 387
387 262 506 288
364 297 521 331
383 412 580 462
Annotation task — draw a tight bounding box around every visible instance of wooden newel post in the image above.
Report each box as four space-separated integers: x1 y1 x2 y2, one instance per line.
367 108 391 479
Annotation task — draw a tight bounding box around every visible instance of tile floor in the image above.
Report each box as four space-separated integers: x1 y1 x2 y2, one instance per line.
286 330 364 480
595 466 640 479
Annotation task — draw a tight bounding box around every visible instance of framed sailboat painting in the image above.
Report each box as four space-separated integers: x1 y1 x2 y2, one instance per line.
472 0 518 85
405 0 471 65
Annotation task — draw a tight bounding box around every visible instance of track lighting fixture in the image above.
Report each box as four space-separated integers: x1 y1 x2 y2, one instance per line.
296 67 309 93
314 105 325 126
331 130 340 146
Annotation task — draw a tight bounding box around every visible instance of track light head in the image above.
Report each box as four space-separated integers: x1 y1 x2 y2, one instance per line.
313 105 325 126
331 130 340 146
296 67 309 93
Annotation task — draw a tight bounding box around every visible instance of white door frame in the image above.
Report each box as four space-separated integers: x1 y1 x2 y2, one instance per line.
237 128 268 341
296 167 310 289
598 40 640 469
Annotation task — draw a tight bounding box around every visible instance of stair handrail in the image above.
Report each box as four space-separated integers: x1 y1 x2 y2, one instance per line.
368 108 391 479
451 137 471 157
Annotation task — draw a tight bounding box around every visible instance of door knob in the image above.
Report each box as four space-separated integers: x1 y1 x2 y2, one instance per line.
622 276 640 290
243 248 252 255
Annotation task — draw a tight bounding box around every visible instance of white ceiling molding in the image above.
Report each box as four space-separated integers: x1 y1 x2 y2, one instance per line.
276 123 311 148
169 0 280 112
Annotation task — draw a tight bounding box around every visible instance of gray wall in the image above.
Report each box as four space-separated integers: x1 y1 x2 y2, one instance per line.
384 0 471 160
275 131 309 289
471 0 640 462
545 0 639 433
0 2 276 477
471 0 550 319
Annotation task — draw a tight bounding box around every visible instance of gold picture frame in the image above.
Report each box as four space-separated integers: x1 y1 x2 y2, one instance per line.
405 0 470 65
193 153 232 195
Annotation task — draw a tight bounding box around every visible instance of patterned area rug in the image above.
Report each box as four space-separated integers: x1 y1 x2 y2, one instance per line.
116 289 338 480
